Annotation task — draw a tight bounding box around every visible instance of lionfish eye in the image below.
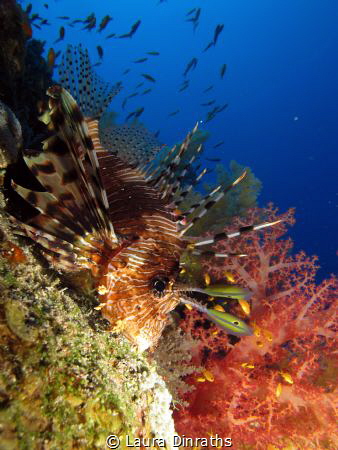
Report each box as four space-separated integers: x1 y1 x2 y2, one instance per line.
151 276 169 297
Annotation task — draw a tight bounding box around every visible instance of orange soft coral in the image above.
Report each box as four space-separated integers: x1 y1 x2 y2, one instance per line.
174 205 337 449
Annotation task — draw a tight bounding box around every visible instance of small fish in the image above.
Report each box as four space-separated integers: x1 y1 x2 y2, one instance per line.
205 157 221 162
133 57 148 63
98 15 112 32
201 100 215 106
57 16 70 20
204 106 219 123
97 45 103 59
47 48 56 70
147 51 160 56
134 107 144 118
106 33 116 39
280 371 293 384
206 308 253 336
213 141 224 149
33 24 41 30
123 68 131 75
43 3 48 9
217 103 228 113
203 85 213 93
154 130 160 138
199 285 252 300
119 19 141 38
54 26 65 43
276 383 282 398
241 362 255 369
25 3 33 14
70 19 83 25
135 82 144 89
213 304 225 312
121 98 128 109
126 107 144 122
142 73 156 82
40 19 50 26
238 298 250 316
126 111 136 122
186 8 196 16
195 376 206 382
183 57 198 77
141 88 152 95
186 8 201 32
204 273 211 286
82 14 96 31
179 80 189 92
203 41 214 52
213 24 224 45
83 13 95 23
168 110 180 117
224 271 235 283
203 369 214 382
128 92 139 99
220 63 227 79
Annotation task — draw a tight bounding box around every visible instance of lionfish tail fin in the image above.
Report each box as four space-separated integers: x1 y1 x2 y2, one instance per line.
58 44 122 119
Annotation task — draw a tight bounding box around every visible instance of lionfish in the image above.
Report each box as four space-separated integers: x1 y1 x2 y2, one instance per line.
10 46 279 351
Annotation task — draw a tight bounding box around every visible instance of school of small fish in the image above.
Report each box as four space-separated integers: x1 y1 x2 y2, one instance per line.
24 1 229 150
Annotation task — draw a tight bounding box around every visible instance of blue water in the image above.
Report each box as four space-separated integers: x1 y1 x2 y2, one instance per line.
26 0 338 279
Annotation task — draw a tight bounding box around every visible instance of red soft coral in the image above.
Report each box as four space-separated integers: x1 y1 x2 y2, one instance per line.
174 205 337 449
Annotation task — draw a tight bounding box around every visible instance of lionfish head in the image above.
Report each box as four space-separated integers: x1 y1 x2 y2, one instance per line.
96 230 185 351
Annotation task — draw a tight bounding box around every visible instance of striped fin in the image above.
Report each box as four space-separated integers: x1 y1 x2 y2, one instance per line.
179 171 247 235
10 217 75 257
145 143 177 182
46 85 117 240
162 144 203 202
23 135 103 236
11 181 88 238
189 219 283 247
58 44 122 119
191 250 247 258
148 123 199 193
174 167 207 208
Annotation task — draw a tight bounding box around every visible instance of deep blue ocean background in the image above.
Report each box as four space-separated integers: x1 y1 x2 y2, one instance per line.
24 0 337 280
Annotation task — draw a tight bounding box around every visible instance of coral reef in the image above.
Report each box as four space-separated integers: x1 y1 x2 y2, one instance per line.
0 193 178 449
0 100 22 169
174 205 337 449
0 0 52 144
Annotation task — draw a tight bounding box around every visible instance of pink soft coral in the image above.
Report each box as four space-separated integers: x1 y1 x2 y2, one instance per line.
174 205 337 449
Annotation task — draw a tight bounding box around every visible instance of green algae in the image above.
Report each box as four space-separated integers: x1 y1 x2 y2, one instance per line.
0 195 177 449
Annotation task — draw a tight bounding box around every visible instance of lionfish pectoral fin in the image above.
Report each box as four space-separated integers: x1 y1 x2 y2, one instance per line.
179 171 248 235
45 84 118 242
